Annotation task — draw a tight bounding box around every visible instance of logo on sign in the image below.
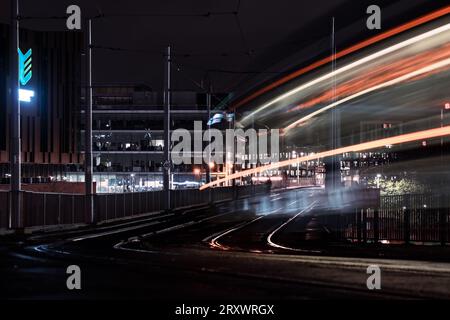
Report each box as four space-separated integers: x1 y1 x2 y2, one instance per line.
18 48 32 86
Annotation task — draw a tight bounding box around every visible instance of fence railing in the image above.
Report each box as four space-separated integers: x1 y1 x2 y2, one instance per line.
0 184 270 229
317 193 450 245
0 191 9 229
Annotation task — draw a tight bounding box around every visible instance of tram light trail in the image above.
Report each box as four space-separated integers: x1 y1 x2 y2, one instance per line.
288 43 450 113
240 22 450 126
284 56 450 131
234 6 450 114
199 125 450 190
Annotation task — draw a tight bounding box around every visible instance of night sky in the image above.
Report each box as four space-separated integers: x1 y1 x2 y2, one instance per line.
0 0 438 96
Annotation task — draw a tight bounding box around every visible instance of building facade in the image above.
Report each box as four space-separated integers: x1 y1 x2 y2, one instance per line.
68 84 213 193
0 24 83 183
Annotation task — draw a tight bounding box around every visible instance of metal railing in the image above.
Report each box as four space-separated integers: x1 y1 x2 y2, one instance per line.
0 191 9 229
318 193 450 245
0 184 270 229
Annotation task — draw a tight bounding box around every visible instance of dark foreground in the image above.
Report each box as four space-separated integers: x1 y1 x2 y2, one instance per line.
1 188 450 302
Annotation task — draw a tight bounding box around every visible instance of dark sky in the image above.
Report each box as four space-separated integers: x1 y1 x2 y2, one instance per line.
0 0 440 95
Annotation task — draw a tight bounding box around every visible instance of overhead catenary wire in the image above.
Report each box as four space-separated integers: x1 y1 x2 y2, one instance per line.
16 3 336 94
17 6 330 60
18 11 238 20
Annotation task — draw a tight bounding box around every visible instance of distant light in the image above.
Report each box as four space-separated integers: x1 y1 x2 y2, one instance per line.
269 176 283 181
376 173 382 178
19 88 34 102
422 140 427 146
207 113 224 126
193 168 201 175
445 102 450 110
208 162 215 169
200 126 450 190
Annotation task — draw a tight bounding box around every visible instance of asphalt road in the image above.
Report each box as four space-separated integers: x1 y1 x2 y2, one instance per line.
2 187 450 300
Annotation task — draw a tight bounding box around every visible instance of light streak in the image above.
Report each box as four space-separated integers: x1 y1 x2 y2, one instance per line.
199 125 450 190
266 201 320 252
284 57 450 131
233 6 450 112
240 22 450 125
288 43 450 112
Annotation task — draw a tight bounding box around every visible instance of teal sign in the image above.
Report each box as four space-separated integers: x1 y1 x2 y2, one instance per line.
18 48 34 103
18 48 32 86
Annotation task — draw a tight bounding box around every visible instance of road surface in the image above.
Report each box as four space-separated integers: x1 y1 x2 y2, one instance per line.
2 187 450 300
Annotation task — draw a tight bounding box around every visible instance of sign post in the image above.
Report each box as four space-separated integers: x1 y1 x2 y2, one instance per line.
9 0 22 229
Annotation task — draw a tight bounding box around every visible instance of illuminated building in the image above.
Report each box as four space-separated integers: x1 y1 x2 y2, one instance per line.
0 24 83 183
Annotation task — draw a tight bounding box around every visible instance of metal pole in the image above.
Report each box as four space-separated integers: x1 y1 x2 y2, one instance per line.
331 17 337 190
85 19 94 223
206 91 212 203
9 0 21 229
327 17 340 193
163 45 171 211
441 108 444 189
206 92 211 184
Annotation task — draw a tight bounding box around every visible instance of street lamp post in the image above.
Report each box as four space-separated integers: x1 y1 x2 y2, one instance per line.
206 91 212 203
85 18 94 223
9 0 22 229
206 92 211 185
163 45 171 211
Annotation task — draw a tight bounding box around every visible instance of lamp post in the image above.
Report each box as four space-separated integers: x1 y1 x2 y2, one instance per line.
9 0 21 229
163 45 171 211
85 18 94 223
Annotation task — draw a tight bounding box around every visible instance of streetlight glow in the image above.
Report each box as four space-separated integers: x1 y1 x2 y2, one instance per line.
18 88 35 102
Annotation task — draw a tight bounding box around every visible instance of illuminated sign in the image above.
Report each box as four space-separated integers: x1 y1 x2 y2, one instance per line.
18 48 34 102
18 48 32 86
18 89 35 102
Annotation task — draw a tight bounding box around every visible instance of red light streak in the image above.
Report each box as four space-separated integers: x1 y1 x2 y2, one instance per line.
231 6 450 111
200 126 450 190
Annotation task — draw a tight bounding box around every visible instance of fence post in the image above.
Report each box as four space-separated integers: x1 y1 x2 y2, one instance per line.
404 204 410 245
362 209 367 243
373 207 379 244
138 192 141 214
114 193 117 220
130 192 133 216
58 194 61 225
43 193 46 226
91 194 97 224
105 194 108 221
357 208 362 243
439 194 446 246
123 193 126 217
72 195 75 224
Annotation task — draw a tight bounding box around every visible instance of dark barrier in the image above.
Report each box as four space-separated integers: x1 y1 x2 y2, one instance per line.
22 192 87 227
9 184 270 229
317 193 450 245
0 191 9 229
95 191 164 221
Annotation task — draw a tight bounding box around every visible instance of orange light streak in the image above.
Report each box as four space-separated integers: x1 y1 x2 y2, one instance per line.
231 6 450 111
199 126 450 190
288 43 450 112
